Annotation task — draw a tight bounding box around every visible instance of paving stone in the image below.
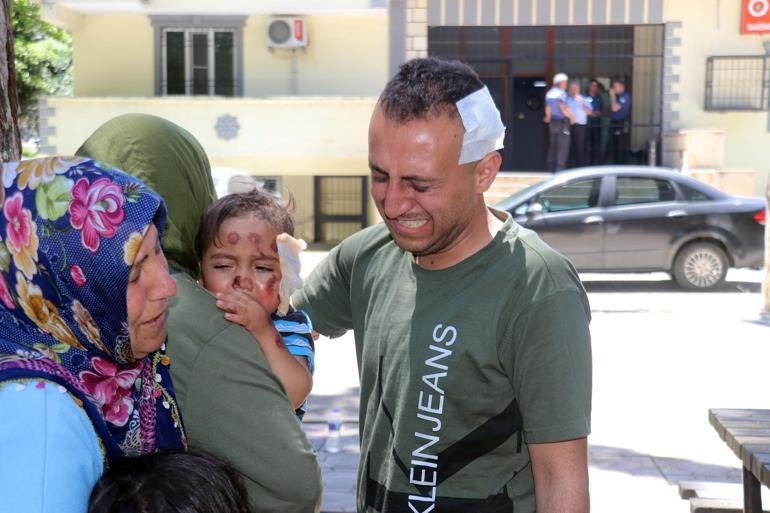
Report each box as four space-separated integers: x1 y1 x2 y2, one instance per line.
323 471 358 492
320 490 357 513
323 452 361 472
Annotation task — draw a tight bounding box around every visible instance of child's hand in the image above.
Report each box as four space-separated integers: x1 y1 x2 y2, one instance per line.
215 290 273 337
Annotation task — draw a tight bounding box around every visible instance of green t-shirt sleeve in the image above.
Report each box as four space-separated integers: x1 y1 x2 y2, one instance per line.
501 290 592 444
293 242 355 338
182 324 322 513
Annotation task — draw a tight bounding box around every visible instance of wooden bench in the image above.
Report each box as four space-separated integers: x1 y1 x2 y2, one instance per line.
709 409 770 513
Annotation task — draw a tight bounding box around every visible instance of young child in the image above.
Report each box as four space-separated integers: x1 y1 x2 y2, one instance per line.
89 448 254 513
195 189 314 418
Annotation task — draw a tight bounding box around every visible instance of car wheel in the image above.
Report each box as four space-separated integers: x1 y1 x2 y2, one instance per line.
673 242 728 291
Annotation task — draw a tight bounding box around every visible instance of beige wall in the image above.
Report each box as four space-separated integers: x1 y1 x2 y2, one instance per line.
281 175 315 242
44 96 380 239
65 13 387 98
243 14 388 97
665 0 770 195
44 96 376 176
72 14 154 96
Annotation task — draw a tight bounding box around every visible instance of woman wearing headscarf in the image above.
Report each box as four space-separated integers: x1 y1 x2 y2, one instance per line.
76 114 322 513
0 156 185 512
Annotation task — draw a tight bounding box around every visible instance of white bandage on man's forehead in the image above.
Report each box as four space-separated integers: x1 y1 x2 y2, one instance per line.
455 86 506 165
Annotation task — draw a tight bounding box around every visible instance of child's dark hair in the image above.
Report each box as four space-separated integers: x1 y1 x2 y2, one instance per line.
196 189 295 260
88 448 254 513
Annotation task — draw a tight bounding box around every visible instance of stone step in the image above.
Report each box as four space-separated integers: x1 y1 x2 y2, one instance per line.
484 191 518 204
689 497 770 513
679 481 770 502
679 481 742 500
486 173 548 205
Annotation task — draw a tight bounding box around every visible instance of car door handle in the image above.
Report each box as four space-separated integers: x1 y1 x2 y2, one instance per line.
667 210 687 218
583 215 604 225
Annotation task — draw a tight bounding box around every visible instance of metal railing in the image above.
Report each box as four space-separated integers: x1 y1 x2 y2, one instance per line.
705 55 770 111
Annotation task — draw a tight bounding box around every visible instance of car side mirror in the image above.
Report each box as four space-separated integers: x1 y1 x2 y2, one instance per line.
526 202 544 217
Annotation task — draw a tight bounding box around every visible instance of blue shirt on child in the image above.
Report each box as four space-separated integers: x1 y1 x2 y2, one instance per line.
272 308 315 419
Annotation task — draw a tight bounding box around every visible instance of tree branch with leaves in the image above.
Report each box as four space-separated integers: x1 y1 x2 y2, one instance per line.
11 0 71 141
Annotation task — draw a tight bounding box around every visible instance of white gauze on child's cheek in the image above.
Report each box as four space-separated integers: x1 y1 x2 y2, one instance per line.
276 233 307 316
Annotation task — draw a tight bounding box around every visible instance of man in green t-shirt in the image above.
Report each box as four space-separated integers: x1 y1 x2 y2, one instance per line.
294 57 592 513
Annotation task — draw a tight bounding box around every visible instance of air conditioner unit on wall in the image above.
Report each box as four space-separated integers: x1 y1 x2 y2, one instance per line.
267 16 307 49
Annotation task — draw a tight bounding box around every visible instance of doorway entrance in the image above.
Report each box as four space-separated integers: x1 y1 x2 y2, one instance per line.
429 25 665 171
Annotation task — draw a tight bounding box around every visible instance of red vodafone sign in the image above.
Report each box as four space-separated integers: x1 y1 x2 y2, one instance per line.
742 0 770 34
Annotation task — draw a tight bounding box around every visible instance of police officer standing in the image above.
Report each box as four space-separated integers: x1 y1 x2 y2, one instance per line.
606 78 631 164
586 79 605 165
567 81 592 168
544 73 575 172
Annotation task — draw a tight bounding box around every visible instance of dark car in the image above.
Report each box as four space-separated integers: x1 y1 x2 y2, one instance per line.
495 166 766 290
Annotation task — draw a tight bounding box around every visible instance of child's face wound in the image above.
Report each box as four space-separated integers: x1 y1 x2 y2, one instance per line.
200 215 282 314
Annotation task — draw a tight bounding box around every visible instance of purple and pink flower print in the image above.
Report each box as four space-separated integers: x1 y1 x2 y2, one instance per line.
69 177 126 253
3 192 39 279
80 356 141 427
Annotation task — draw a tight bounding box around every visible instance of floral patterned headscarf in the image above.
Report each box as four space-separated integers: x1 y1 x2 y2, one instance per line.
0 157 186 462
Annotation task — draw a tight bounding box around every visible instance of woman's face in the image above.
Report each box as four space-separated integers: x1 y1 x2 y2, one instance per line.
126 224 177 359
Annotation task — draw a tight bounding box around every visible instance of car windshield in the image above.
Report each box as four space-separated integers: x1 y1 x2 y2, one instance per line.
494 180 546 211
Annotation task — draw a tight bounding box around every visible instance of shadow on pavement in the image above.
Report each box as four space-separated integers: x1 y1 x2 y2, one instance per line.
590 445 740 484
582 280 761 294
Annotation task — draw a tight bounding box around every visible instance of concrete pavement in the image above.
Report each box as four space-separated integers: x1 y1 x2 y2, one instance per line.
299 251 770 513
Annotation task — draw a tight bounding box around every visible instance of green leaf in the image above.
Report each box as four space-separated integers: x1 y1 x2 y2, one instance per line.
50 343 71 354
0 241 10 272
32 343 63 363
35 175 73 220
12 0 72 128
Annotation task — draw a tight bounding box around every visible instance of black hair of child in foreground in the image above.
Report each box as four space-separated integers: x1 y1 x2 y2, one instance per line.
88 448 254 513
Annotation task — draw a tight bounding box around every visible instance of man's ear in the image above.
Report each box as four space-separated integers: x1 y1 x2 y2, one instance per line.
474 150 502 194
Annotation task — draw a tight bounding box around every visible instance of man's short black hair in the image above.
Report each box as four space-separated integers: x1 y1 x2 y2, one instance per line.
378 57 484 122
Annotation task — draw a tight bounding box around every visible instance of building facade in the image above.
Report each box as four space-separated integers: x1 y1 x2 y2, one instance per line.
41 0 770 242
41 0 388 243
391 0 770 195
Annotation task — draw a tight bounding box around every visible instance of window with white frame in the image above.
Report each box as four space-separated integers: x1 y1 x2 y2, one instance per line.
163 29 235 96
152 16 245 97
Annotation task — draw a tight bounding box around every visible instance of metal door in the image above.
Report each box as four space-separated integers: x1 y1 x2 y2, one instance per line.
313 176 369 244
429 25 665 170
510 77 547 170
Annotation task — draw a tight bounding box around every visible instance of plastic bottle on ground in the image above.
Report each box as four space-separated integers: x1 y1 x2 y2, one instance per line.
326 408 342 454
